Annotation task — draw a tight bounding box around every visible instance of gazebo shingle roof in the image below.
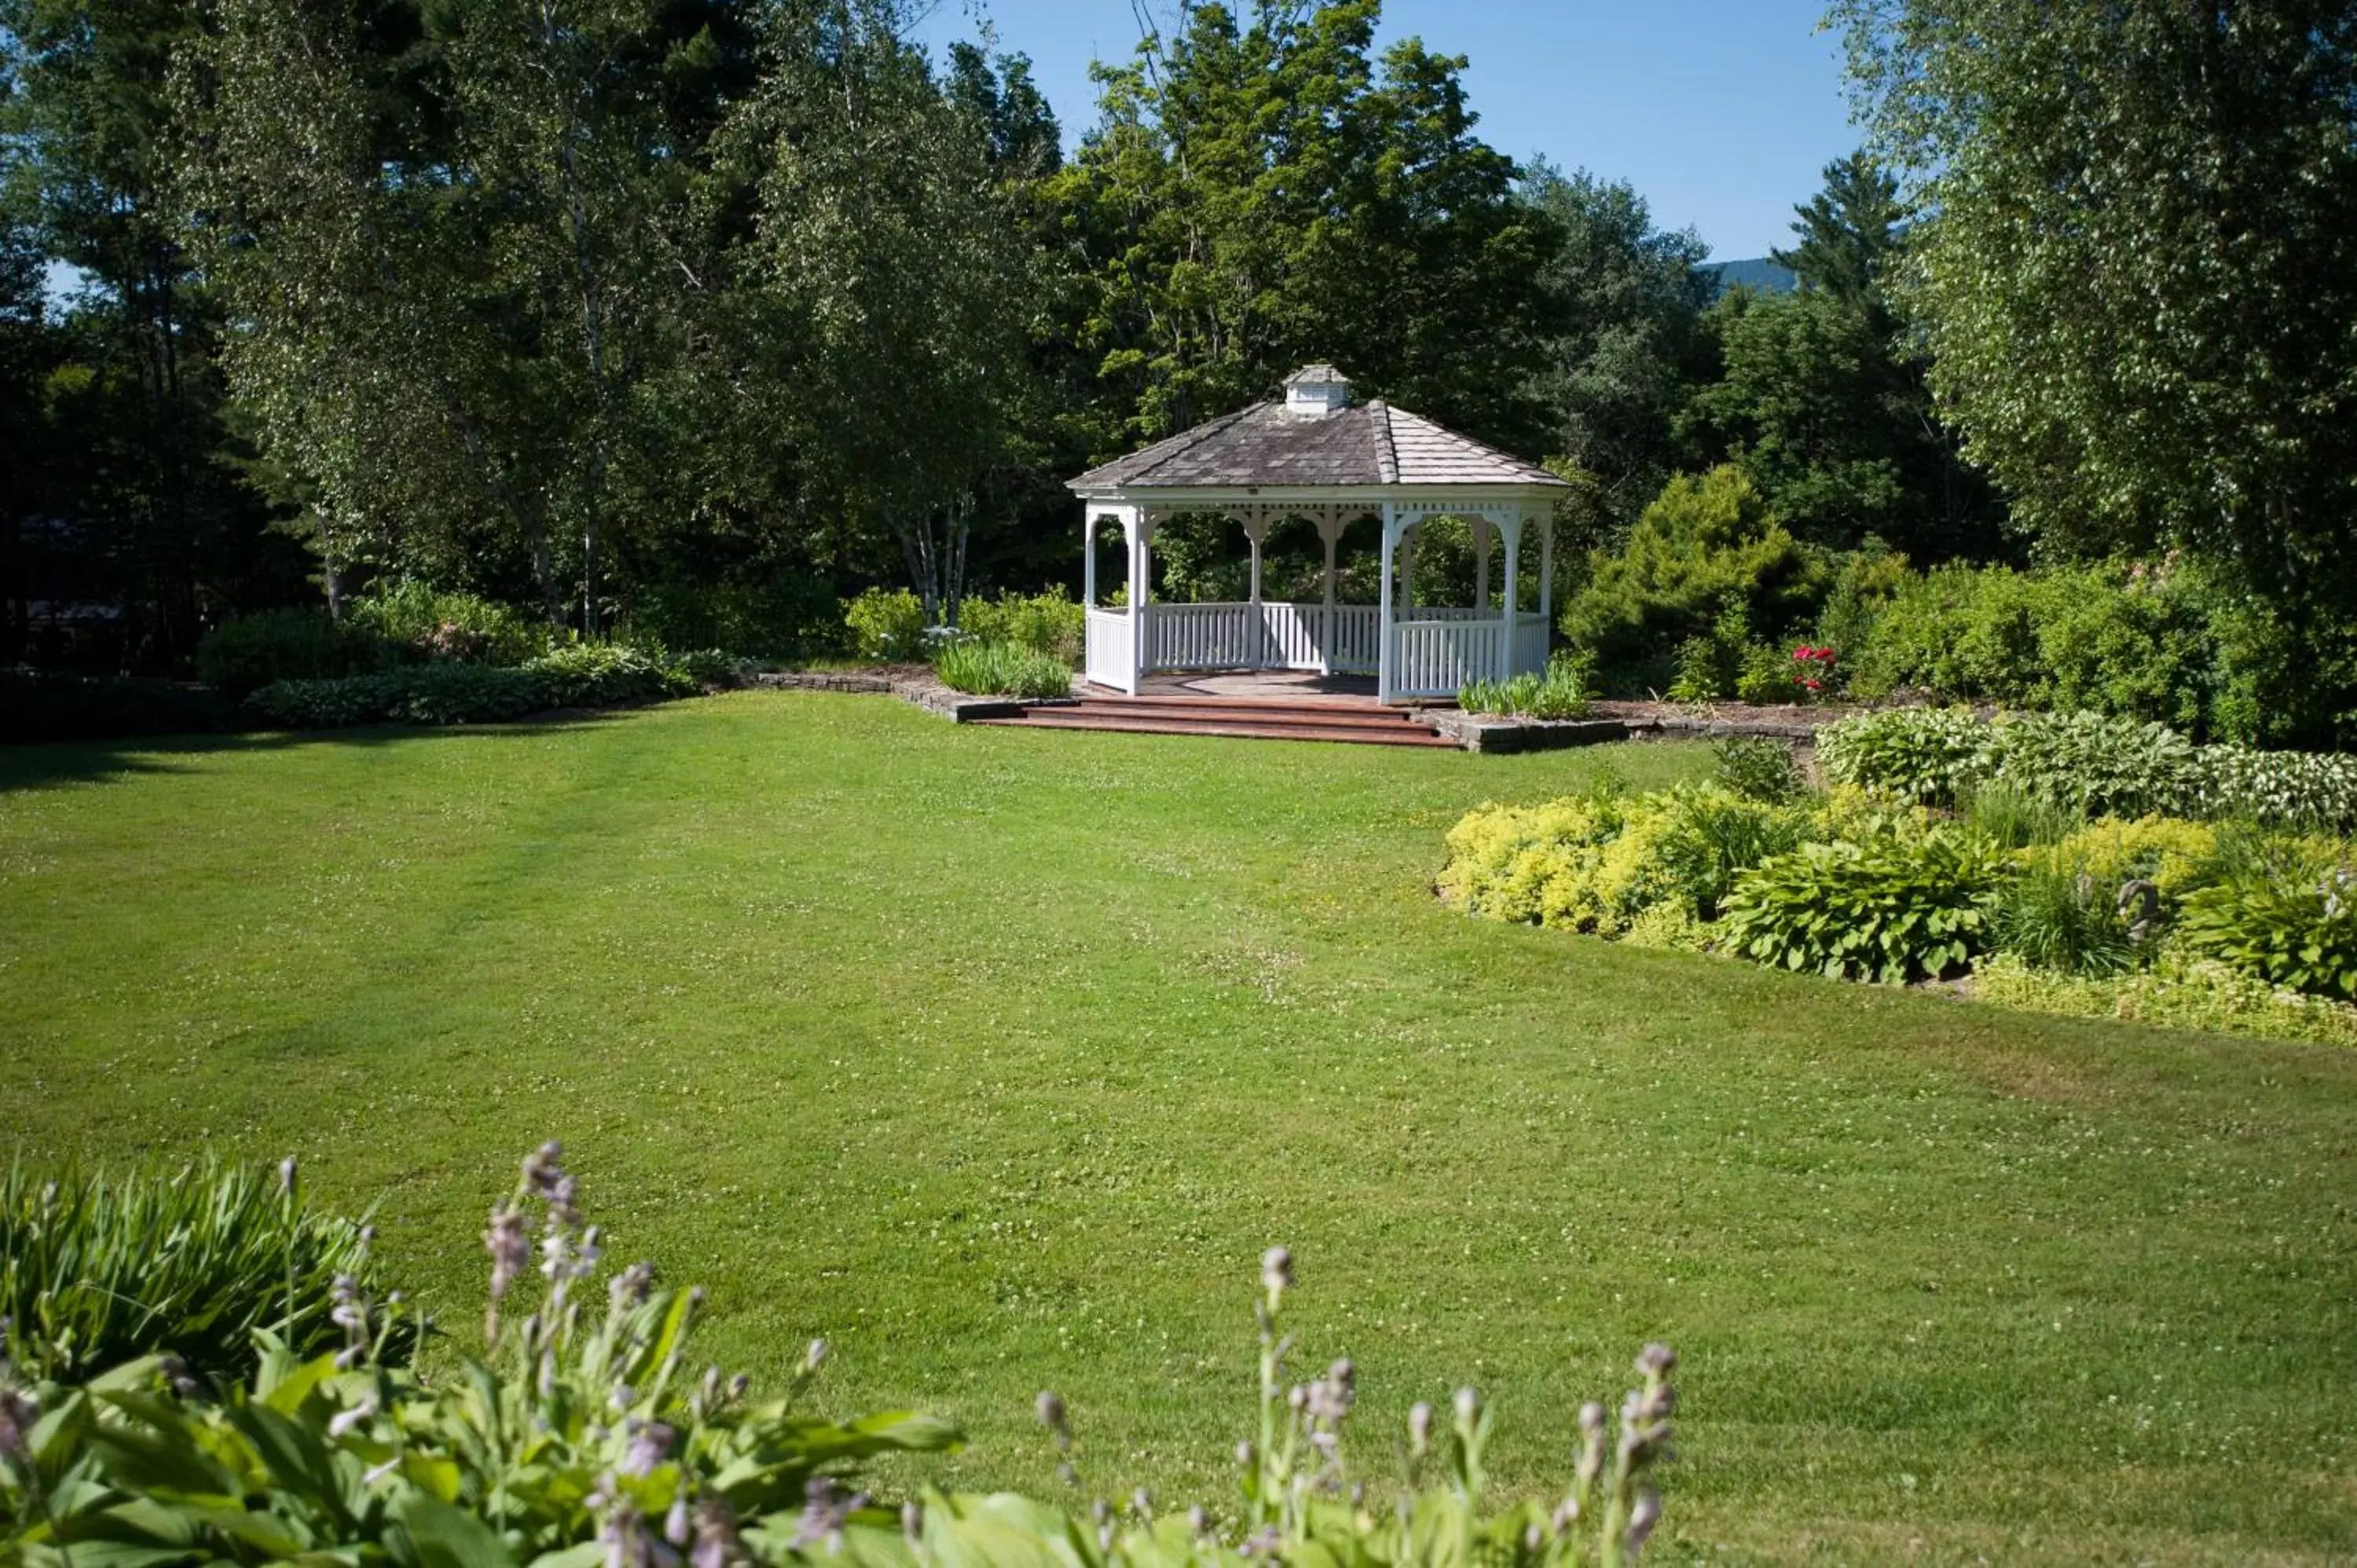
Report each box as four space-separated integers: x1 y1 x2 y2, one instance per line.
1070 396 1566 491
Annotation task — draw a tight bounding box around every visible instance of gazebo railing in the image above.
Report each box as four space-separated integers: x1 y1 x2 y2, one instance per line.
1392 617 1502 698
1512 617 1550 676
1084 601 1538 695
1083 606 1135 689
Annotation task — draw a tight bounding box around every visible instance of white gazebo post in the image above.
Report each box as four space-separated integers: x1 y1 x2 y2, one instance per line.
1082 507 1098 609
1319 513 1342 673
1497 508 1522 682
1376 504 1398 704
1400 522 1417 611
1539 507 1555 628
1473 516 1491 612
1244 511 1266 605
1126 507 1151 695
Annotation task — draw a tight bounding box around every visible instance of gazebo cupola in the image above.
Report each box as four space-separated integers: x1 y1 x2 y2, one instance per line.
1069 364 1570 704
1283 363 1354 417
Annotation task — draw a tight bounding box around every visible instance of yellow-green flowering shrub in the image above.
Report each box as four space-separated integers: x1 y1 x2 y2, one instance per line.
1440 786 1808 935
1974 950 2357 1047
2053 817 2220 901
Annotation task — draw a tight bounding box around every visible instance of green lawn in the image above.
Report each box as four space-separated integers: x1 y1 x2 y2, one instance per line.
2 691 2352 1564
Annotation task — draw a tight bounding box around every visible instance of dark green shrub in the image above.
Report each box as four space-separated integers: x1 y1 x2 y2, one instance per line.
244 673 404 730
524 644 691 708
1721 828 2011 982
1562 466 1831 690
1712 736 1805 804
957 588 1084 665
0 673 240 743
1816 706 1993 807
195 609 382 698
673 647 747 687
1813 545 1914 672
0 1158 410 1388
934 639 1072 698
2178 838 2357 1001
345 581 551 665
845 587 927 661
379 664 548 724
1839 562 2045 704
247 648 693 730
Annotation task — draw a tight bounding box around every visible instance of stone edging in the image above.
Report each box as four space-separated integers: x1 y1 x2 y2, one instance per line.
751 670 1079 724
1428 709 1824 754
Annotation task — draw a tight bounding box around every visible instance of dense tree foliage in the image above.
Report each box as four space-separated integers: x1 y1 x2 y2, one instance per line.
1050 0 1558 453
1678 153 2005 562
2 0 310 668
1835 0 2357 713
1520 162 1713 537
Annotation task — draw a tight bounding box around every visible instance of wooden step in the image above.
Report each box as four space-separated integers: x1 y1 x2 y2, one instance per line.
1069 699 1432 731
1080 689 1428 718
976 708 1461 748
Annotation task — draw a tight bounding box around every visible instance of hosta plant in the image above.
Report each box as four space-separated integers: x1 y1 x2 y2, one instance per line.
1988 709 2198 819
1721 828 2012 983
0 1142 959 1567
2188 745 2357 832
1815 706 1992 807
2176 839 2357 1001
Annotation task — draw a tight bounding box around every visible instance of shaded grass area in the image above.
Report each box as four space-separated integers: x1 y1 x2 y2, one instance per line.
1 691 2352 1564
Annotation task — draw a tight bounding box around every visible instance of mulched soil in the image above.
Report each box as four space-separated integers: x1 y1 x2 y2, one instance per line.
1589 698 1867 729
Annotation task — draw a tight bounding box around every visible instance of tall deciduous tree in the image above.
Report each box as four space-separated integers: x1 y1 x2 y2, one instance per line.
1681 151 2005 561
1519 162 1714 533
722 0 1038 626
2 0 300 665
1834 0 2357 611
1052 0 1556 454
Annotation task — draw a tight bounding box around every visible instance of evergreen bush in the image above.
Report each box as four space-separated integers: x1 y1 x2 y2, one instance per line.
1560 467 1830 690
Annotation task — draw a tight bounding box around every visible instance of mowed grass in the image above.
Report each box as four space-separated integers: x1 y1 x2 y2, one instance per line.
2 691 2353 1564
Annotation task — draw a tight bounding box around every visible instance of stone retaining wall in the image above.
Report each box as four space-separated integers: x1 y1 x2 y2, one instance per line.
751 670 1077 724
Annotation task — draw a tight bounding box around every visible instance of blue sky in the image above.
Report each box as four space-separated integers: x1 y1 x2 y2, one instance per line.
910 0 1859 261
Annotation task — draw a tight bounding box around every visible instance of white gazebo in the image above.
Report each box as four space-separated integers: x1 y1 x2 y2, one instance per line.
1070 365 1571 703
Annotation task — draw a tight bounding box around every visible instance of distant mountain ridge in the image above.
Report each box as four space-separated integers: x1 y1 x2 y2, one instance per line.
1703 258 1798 295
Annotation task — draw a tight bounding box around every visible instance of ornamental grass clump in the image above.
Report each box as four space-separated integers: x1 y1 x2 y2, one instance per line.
934 639 1074 698
2 1144 1682 1568
1458 652 1594 720
0 1156 412 1390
